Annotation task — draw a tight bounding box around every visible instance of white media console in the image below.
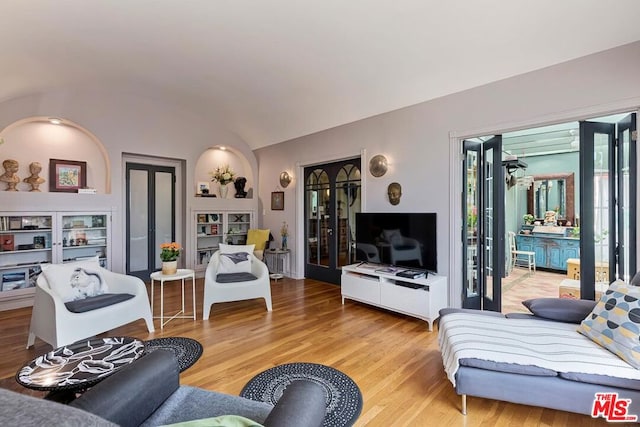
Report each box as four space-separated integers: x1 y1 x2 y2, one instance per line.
341 263 448 331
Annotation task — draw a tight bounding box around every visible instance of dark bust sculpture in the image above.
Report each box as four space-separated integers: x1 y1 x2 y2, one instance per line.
234 176 247 198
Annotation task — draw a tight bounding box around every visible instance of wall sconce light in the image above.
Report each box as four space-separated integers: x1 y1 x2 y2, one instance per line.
279 171 292 188
369 154 388 177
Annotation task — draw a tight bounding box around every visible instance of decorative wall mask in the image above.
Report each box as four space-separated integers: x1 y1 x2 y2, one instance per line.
387 182 402 205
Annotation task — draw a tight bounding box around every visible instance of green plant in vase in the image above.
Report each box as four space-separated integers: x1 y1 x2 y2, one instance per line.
569 227 580 238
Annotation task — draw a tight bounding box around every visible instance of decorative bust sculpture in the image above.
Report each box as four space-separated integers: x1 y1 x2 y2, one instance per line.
234 176 248 198
387 182 402 205
0 159 20 191
23 161 46 192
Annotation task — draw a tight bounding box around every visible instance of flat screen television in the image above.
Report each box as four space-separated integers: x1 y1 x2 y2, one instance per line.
355 212 437 272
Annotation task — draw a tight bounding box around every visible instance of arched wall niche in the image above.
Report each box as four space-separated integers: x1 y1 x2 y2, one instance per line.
0 116 111 193
194 146 254 198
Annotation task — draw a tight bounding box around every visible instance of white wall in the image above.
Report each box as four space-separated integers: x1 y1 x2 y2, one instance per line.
256 41 640 306
0 89 260 272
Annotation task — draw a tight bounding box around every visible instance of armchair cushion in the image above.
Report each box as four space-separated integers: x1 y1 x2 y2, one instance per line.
42 257 109 302
247 229 270 251
216 273 258 283
64 293 135 313
218 252 253 274
219 243 256 254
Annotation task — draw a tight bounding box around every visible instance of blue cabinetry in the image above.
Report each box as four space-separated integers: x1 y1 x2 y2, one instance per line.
515 234 579 271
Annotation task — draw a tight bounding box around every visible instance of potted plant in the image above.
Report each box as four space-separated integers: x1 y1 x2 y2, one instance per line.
569 227 580 238
523 213 534 225
160 242 181 275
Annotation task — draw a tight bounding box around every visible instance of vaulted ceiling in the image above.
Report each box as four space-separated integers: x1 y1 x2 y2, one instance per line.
2 1 640 149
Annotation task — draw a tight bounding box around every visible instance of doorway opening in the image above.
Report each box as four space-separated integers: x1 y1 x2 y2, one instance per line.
463 111 636 312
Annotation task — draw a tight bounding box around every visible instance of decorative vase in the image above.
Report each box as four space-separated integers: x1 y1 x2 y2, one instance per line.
162 260 177 275
219 184 228 198
281 236 287 250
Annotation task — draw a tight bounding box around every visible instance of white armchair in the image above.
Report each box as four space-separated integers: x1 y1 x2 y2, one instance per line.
27 267 155 349
203 251 272 320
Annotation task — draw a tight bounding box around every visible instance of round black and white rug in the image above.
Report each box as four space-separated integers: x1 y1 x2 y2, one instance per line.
144 337 203 372
240 362 362 427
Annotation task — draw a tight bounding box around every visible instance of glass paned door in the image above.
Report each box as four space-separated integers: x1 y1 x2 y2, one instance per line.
617 113 637 281
126 163 176 279
304 158 361 284
580 113 637 297
462 136 504 311
463 141 481 308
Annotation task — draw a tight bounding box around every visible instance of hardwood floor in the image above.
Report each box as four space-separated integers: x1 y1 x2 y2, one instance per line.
0 278 614 426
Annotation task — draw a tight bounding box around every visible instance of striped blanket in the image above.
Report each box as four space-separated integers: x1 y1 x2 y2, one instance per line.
438 312 640 387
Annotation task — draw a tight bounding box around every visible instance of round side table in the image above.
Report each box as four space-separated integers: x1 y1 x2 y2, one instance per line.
265 249 290 281
150 268 196 329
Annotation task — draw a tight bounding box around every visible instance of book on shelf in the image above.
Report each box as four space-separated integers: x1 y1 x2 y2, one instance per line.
1 234 14 251
396 270 426 279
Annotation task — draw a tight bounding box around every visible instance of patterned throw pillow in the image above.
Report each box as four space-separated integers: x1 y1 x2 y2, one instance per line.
218 251 252 274
578 280 640 368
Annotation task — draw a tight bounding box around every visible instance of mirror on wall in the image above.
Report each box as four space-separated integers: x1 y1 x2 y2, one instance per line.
527 172 575 224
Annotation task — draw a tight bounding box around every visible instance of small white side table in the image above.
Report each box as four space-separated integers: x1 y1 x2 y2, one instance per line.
265 249 290 280
150 268 196 329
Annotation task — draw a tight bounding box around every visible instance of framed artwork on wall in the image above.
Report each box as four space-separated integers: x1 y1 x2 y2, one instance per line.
49 159 87 193
197 181 210 195
271 191 284 210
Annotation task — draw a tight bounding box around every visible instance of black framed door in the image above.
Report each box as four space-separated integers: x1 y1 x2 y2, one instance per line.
304 159 361 284
462 136 504 311
580 113 637 298
125 163 176 279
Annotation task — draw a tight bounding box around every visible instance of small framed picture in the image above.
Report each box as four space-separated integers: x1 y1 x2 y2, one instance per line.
197 181 210 195
9 217 22 230
271 191 284 210
49 159 87 193
197 214 207 223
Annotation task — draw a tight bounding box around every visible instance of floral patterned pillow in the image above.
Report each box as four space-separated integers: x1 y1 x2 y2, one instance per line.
578 280 640 368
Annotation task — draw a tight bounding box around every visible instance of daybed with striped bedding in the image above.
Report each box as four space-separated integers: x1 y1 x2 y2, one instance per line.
438 309 640 416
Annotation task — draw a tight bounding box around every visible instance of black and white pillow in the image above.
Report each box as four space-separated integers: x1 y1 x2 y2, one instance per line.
217 244 255 274
42 256 108 302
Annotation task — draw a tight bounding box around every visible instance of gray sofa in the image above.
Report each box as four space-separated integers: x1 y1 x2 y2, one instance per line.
1 350 326 427
438 305 640 417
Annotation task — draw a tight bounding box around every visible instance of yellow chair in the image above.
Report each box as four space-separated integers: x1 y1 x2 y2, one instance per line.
247 229 271 261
